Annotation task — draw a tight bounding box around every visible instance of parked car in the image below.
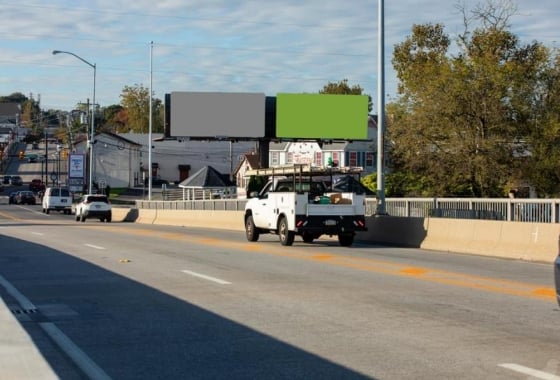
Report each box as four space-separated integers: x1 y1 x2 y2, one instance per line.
15 191 36 205
555 253 560 307
75 194 112 222
2 175 11 185
29 179 46 192
10 176 23 186
8 191 19 204
26 154 38 163
42 187 73 214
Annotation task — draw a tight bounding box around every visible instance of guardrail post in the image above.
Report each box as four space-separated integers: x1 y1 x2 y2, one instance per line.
405 200 410 217
507 199 513 222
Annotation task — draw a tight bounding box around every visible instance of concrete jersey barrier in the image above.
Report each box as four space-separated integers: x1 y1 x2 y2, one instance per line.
131 208 558 263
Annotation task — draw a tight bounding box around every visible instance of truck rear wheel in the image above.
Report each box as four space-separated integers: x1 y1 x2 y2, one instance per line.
278 217 294 246
338 233 354 247
245 215 259 242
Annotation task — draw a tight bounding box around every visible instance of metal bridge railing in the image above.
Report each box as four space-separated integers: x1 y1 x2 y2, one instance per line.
135 197 560 224
384 198 559 223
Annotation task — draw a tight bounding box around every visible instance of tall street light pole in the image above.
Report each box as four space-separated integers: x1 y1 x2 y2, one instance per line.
52 50 96 194
376 0 387 215
148 41 153 201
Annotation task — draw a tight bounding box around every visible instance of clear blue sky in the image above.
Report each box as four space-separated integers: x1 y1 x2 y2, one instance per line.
1 1 558 111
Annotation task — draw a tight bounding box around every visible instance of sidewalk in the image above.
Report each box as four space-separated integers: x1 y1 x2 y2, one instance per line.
0 296 58 379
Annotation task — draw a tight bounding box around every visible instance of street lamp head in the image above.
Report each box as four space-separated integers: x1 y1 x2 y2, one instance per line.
52 50 62 55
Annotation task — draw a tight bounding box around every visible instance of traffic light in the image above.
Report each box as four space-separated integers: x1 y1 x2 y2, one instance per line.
61 149 68 159
18 151 24 160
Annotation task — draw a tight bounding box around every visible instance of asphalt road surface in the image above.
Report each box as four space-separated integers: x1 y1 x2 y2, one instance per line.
0 204 558 379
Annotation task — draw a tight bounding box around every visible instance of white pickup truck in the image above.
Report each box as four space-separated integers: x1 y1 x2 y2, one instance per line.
244 165 368 246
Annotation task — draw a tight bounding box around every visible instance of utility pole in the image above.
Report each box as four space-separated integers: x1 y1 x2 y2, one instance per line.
42 107 48 186
230 140 234 182
86 97 90 192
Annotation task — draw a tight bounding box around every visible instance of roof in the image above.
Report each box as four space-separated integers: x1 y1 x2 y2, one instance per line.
179 165 235 188
0 103 21 117
233 152 260 175
73 132 143 147
269 141 290 151
98 132 143 146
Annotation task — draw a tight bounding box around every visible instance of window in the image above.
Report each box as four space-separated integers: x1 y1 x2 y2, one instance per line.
349 152 357 166
286 152 293 164
332 152 340 166
314 151 323 166
87 195 108 203
271 151 279 166
366 152 374 167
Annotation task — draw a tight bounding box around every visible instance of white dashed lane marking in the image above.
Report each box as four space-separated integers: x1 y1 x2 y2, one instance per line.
181 270 231 285
499 363 560 380
84 244 105 250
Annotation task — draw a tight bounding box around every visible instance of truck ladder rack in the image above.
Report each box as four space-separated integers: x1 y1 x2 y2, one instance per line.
245 164 363 177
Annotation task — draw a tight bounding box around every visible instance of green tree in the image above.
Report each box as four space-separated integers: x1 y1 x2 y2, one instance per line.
319 79 373 112
96 104 126 133
361 171 430 197
20 98 41 132
0 92 28 104
119 84 164 133
389 2 548 197
524 51 560 196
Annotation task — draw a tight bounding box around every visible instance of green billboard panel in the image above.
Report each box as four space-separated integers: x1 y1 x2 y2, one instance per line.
276 93 369 140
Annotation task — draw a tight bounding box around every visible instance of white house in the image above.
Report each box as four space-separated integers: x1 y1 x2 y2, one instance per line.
268 115 378 174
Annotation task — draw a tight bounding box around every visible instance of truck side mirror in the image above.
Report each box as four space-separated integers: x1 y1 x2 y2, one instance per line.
249 191 259 198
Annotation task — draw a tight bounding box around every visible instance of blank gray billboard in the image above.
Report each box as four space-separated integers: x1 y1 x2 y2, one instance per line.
170 92 266 138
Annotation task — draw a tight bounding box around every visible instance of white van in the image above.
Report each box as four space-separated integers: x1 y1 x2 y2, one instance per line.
42 187 73 214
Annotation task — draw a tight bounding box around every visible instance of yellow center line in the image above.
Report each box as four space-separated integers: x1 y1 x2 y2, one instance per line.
0 210 20 221
29 223 560 302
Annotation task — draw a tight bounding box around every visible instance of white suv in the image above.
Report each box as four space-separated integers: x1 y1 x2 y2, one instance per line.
75 194 112 222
